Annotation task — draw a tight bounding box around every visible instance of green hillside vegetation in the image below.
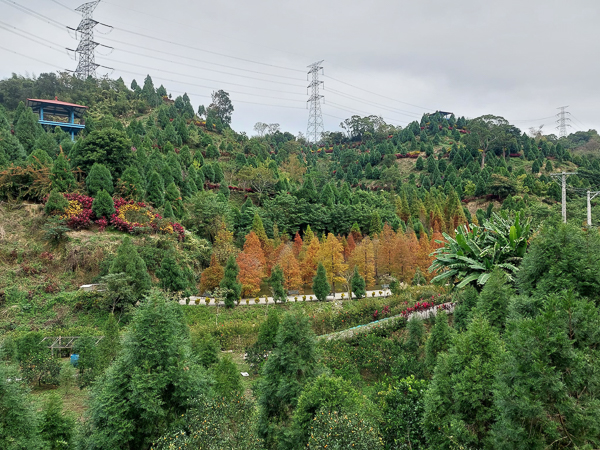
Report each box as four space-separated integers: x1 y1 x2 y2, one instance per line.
1 72 600 449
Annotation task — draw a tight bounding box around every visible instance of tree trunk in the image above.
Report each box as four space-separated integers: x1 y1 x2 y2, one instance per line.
480 150 486 170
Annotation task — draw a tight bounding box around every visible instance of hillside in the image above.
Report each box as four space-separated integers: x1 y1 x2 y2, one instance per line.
2 72 600 449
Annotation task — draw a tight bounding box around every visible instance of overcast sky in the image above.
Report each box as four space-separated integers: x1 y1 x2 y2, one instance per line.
1 0 598 137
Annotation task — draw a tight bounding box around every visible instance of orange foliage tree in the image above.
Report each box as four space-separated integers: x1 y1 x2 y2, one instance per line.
300 235 320 285
318 233 347 294
199 254 224 293
236 231 266 298
276 244 302 291
349 236 375 288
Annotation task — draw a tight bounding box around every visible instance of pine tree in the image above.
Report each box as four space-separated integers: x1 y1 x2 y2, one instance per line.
252 212 269 248
424 311 453 371
257 308 318 447
92 189 115 219
163 201 175 219
117 166 145 201
86 163 114 196
213 355 244 399
312 262 330 301
146 170 165 207
50 151 77 192
84 292 209 449
157 251 188 292
165 182 184 218
44 188 69 215
199 254 224 293
97 313 120 370
350 266 366 299
109 236 152 297
423 316 504 449
213 162 224 183
15 107 41 154
220 255 241 308
474 269 514 330
269 264 287 303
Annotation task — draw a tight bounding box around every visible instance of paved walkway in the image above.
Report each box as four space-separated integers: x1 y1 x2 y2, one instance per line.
178 289 393 306
318 302 455 341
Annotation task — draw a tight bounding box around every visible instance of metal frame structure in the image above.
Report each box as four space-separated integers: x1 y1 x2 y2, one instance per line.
306 60 324 144
41 336 104 356
27 98 88 140
556 106 572 138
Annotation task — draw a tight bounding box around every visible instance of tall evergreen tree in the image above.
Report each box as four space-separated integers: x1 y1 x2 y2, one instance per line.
84 292 210 449
220 255 241 308
15 107 41 154
269 265 286 303
351 266 366 299
145 170 165 207
312 262 330 302
86 162 114 196
257 308 318 448
109 236 152 298
424 311 453 371
117 166 145 201
50 151 77 192
157 251 188 292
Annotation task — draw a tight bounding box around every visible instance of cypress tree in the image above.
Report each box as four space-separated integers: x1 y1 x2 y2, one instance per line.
86 163 114 196
370 211 383 235
213 355 244 399
415 156 424 171
146 170 165 207
424 311 453 371
164 182 184 218
157 251 188 292
220 255 241 308
117 166 145 201
474 269 513 330
92 189 115 219
50 151 77 192
27 148 52 169
257 308 318 447
109 236 152 297
350 266 366 299
15 107 41 154
312 262 330 302
203 163 215 183
44 188 69 215
163 200 175 219
269 265 287 303
213 162 224 183
84 292 210 449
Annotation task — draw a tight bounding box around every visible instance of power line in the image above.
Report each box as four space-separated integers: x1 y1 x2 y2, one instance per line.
97 0 311 61
511 115 556 123
0 0 65 30
326 87 422 118
325 100 405 125
0 44 65 69
324 74 434 111
98 57 305 96
109 26 305 73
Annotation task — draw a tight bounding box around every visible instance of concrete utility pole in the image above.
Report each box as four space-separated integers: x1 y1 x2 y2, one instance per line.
587 190 600 226
550 172 576 223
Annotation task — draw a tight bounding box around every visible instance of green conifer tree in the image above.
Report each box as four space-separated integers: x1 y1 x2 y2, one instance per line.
50 151 77 192
213 355 244 399
165 181 184 218
351 266 366 299
27 148 52 169
424 311 453 371
269 265 287 303
84 292 210 449
117 166 145 201
86 163 114 196
163 201 175 219
146 170 165 207
474 269 513 330
109 236 152 297
257 308 318 447
157 251 188 292
220 255 241 308
370 211 383 235
312 262 330 302
92 189 115 219
44 188 69 215
15 107 41 154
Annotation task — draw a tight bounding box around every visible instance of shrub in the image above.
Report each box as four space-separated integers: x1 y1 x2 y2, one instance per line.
86 162 114 196
44 189 69 215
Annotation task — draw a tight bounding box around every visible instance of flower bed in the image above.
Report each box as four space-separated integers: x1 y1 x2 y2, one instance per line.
50 193 185 240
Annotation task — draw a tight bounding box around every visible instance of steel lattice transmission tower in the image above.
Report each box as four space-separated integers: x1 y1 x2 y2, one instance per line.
306 60 324 144
70 1 101 79
556 105 572 138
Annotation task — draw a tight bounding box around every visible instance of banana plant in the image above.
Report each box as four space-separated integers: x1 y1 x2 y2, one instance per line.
429 211 532 289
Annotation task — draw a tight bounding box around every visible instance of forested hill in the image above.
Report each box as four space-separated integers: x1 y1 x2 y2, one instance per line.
1 71 600 297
